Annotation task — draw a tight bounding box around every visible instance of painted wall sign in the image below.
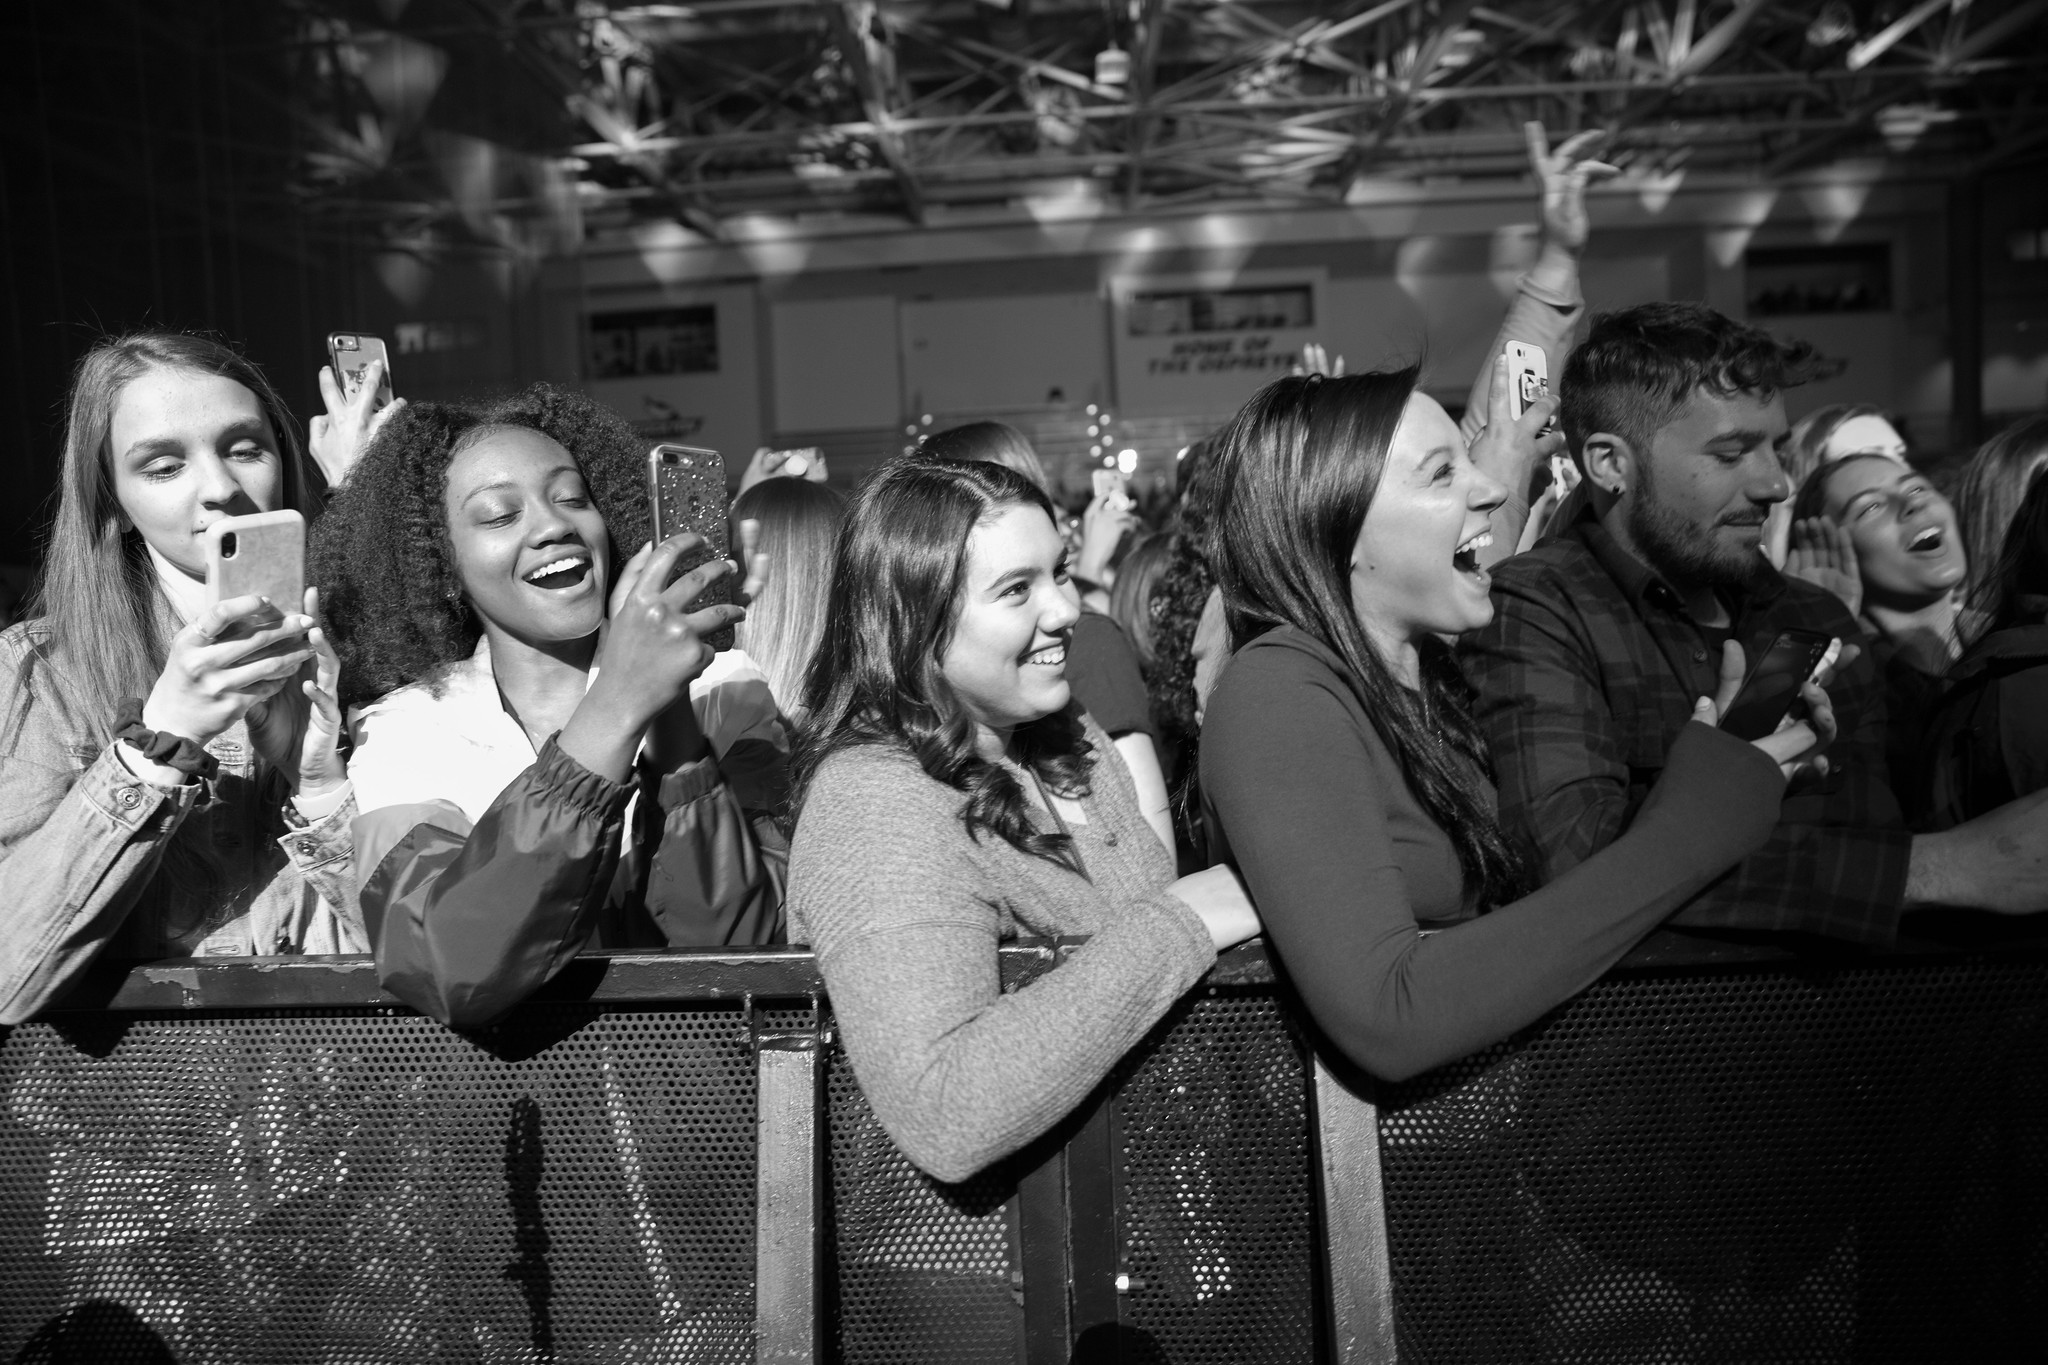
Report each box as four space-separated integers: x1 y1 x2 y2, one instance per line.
1110 270 1326 418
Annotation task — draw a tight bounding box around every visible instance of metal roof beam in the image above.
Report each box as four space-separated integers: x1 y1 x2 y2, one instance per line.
818 0 926 222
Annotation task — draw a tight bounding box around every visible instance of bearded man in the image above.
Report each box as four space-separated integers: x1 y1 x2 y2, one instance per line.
1466 301 2048 942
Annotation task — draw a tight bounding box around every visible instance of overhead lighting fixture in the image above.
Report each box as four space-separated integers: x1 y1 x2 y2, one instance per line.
1095 44 1130 87
1805 1 1855 47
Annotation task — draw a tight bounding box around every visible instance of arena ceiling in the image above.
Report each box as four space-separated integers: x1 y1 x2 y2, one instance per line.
285 0 2048 252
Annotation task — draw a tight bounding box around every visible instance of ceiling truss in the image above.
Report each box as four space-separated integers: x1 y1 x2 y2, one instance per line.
279 0 2048 256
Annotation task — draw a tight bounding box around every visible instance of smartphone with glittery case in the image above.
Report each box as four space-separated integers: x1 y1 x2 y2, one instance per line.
647 443 734 651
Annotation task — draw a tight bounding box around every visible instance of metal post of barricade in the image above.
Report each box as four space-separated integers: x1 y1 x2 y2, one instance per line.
753 999 824 1364
1314 1057 1399 1364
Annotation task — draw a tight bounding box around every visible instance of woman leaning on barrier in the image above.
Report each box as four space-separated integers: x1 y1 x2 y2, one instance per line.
786 454 1261 1184
0 332 369 1024
313 385 785 1031
1198 366 1830 1082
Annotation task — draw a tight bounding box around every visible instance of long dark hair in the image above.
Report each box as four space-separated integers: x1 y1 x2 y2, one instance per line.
1971 466 2048 635
790 454 1094 871
1210 368 1531 908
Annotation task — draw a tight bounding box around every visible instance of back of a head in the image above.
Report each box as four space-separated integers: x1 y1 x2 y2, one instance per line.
1958 413 2048 601
731 477 848 715
921 421 1051 496
1561 302 1831 464
1969 429 2048 631
1107 531 1171 673
1779 403 1892 487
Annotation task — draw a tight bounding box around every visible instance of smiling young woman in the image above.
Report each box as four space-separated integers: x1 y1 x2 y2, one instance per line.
1198 367 1822 1083
0 332 359 1024
312 386 785 1030
786 455 1260 1184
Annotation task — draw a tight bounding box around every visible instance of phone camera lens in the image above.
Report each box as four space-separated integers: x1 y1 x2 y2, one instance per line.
220 532 238 559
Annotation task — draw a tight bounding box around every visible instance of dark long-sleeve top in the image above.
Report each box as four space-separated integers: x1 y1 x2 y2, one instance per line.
1920 603 2048 828
1462 507 1910 946
787 716 1215 1184
349 639 785 1030
1200 626 1784 1082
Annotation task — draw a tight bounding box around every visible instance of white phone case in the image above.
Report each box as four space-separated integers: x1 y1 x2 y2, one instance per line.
1505 341 1549 422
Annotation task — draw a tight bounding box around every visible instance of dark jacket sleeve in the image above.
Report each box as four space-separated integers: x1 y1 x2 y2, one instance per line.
632 739 786 946
1201 640 1785 1082
365 736 633 1030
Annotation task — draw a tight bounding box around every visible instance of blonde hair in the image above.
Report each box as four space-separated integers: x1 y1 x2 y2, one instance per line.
1957 414 2048 605
731 477 846 720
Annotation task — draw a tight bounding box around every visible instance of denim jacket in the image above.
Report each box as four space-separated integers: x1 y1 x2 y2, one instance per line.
0 619 364 1023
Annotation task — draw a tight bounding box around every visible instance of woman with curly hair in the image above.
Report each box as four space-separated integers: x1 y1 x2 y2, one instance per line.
1 332 361 1023
786 454 1259 1182
314 384 784 1030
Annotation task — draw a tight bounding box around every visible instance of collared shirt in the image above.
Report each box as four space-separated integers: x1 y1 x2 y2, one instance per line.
1462 506 1910 947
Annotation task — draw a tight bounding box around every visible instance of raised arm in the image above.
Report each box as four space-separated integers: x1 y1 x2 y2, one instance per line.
1201 641 1781 1082
1464 124 1615 560
791 751 1214 1183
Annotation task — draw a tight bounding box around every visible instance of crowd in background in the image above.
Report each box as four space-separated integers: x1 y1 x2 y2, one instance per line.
4 120 2048 1354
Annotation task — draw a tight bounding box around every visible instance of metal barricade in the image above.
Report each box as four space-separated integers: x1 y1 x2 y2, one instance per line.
1 931 2043 1363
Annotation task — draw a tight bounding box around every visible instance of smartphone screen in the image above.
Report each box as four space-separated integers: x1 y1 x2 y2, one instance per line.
647 444 734 651
328 333 394 407
1718 629 1833 741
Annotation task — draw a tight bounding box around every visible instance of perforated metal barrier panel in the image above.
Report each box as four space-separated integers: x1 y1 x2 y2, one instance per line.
1374 959 2048 1363
823 1040 1022 1365
1113 988 1316 1364
1 1004 760 1365
2 942 2045 1364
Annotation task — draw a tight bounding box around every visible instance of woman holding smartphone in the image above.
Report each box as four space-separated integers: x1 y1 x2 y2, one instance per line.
1199 368 1831 1082
314 385 783 1030
0 331 359 1024
787 455 1259 1183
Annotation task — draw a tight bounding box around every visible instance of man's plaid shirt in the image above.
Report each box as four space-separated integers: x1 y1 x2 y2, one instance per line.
1463 509 1908 947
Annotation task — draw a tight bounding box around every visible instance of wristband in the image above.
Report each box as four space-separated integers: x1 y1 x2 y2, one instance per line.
113 698 219 781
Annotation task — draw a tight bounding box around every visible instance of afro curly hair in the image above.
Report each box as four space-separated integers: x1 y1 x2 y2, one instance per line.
312 383 654 712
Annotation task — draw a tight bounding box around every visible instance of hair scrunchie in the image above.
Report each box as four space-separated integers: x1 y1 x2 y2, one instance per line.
112 698 220 781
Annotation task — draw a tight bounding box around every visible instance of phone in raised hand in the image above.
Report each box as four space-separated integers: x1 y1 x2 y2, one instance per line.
647 443 735 651
327 333 394 408
1718 628 1834 741
1092 468 1133 510
1505 341 1549 423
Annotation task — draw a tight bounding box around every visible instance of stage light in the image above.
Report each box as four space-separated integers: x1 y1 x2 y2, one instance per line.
1116 449 1138 474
